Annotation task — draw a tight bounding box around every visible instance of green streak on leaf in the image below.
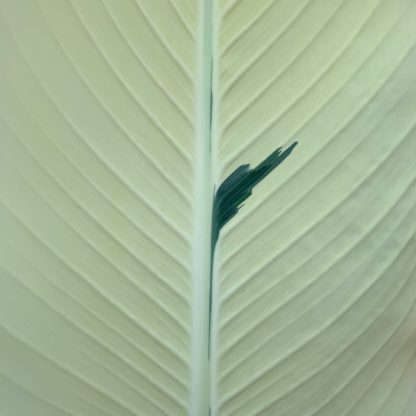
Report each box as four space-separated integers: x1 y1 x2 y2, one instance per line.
207 142 298 356
211 141 298 253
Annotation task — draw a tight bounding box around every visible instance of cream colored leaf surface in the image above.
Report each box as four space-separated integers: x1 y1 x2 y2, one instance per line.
0 0 198 415
212 0 416 415
1 1 416 416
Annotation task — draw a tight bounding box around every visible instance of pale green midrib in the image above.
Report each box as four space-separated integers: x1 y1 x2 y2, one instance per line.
191 0 213 415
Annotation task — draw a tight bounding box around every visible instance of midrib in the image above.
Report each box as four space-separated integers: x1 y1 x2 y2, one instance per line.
191 0 214 415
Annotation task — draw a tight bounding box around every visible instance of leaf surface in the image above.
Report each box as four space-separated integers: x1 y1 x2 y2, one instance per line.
1 1 416 416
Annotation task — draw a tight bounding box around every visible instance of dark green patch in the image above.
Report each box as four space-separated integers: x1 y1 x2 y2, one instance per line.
211 141 298 252
207 142 298 357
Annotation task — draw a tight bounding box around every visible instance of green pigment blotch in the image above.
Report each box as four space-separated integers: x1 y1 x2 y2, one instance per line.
207 142 298 356
211 141 298 252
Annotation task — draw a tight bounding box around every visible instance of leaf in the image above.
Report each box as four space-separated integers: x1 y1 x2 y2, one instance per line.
1 1 416 416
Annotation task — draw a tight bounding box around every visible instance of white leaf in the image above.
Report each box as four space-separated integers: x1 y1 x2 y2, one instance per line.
1 1 416 415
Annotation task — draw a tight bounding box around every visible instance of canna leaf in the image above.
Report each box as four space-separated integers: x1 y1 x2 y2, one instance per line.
1 1 416 416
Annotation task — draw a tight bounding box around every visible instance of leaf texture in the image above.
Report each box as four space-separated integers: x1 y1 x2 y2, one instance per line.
0 1 198 415
1 1 416 416
212 0 416 415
